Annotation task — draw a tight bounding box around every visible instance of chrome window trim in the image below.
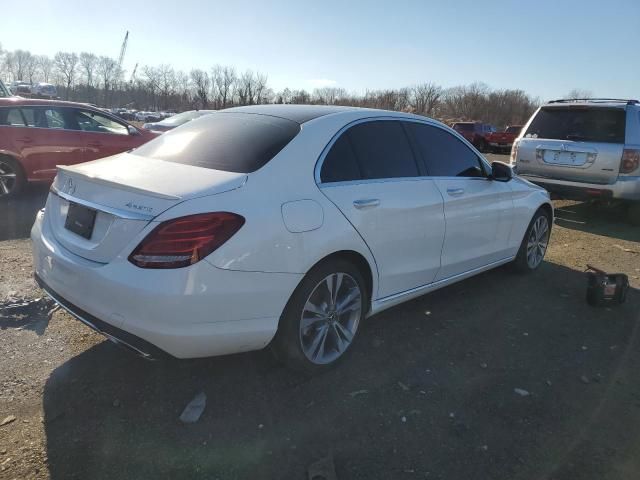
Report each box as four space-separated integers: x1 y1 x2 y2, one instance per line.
50 185 155 221
314 115 492 186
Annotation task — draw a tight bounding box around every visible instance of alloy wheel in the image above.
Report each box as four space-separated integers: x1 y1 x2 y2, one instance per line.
299 272 362 365
526 215 549 269
0 160 17 196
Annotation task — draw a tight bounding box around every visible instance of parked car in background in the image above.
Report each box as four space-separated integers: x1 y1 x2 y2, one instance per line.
30 82 57 99
31 105 552 373
452 122 495 152
487 125 523 153
0 97 158 197
513 98 640 224
142 109 215 132
10 81 32 96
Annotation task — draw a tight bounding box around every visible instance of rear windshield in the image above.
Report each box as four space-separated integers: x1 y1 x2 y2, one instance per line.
134 112 301 173
453 123 473 131
524 107 626 144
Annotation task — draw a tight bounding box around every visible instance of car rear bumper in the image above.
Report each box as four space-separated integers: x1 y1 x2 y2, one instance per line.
518 175 640 201
31 209 302 359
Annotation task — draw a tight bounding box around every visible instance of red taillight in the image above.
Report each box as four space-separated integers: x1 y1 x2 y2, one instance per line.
129 212 245 269
620 149 640 174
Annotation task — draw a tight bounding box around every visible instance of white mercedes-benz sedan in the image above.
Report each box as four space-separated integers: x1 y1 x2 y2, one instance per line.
31 105 553 373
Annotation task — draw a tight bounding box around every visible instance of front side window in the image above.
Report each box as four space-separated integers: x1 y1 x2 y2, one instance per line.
346 120 419 179
405 122 485 177
74 110 128 135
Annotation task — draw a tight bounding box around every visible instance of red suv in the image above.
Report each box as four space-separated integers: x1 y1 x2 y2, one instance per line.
0 98 158 197
452 122 495 152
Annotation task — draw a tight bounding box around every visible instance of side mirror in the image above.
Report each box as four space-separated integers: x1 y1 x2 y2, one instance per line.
127 125 140 136
491 161 513 182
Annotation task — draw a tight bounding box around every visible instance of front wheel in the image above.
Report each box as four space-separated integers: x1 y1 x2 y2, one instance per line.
512 209 551 272
272 259 367 374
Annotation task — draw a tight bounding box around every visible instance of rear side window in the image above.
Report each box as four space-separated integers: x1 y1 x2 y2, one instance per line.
405 122 485 177
347 121 419 179
0 108 25 126
525 107 626 143
320 134 361 183
134 113 300 173
453 123 473 132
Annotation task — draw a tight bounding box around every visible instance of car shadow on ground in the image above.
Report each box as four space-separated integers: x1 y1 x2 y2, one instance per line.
0 184 49 241
42 262 640 480
554 201 640 243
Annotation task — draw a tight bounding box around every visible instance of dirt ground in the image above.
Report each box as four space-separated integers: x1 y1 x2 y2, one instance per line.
1 156 639 479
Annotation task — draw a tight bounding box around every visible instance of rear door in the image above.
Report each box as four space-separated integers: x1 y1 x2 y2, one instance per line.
318 119 446 298
405 122 513 280
516 106 626 185
71 108 140 161
19 106 85 181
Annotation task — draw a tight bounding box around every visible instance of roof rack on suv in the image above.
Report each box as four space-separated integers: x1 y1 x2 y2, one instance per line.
547 98 639 105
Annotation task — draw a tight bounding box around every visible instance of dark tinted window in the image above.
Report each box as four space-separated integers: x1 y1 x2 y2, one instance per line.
320 134 361 182
134 113 300 173
525 107 625 143
406 122 485 177
506 126 522 134
347 121 418 179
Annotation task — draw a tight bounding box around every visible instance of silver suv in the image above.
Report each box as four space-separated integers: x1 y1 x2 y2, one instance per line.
512 98 640 224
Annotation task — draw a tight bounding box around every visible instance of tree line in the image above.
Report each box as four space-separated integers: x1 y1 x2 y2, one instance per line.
0 44 542 127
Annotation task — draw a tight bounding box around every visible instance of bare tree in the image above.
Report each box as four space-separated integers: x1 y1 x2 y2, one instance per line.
6 50 34 81
212 65 236 108
53 52 79 99
190 69 210 108
564 88 593 100
36 55 54 83
96 56 118 105
410 82 443 116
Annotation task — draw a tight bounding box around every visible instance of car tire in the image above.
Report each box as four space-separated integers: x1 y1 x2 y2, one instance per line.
627 202 640 226
0 156 25 199
478 139 488 153
512 208 552 273
272 259 367 375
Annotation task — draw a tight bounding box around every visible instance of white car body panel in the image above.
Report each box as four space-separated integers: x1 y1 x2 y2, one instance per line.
31 106 552 360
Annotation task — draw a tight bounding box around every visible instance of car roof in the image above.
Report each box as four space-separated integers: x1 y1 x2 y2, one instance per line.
220 104 359 124
0 97 100 109
545 99 638 109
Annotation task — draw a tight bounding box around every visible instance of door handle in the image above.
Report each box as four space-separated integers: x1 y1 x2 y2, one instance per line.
87 142 102 148
353 199 380 209
446 188 465 196
16 137 33 143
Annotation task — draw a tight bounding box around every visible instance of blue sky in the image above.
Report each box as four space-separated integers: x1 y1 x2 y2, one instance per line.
2 0 638 100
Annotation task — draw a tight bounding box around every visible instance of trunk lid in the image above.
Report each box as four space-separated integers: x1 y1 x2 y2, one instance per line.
46 153 247 263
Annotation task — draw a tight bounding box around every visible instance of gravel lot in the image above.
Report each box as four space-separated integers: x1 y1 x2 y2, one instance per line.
1 154 639 479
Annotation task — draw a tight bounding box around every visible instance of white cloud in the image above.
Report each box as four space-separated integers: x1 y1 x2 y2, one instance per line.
307 78 338 89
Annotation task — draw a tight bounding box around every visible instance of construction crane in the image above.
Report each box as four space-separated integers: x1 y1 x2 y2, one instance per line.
130 63 138 84
117 31 129 76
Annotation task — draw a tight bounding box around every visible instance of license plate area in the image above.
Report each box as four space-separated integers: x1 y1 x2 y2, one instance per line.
64 202 97 239
542 150 588 166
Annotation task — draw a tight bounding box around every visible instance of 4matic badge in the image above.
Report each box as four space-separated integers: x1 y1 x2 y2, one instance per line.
125 201 154 213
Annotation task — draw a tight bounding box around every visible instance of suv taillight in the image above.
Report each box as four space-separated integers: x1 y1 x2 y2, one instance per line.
129 212 245 269
620 149 640 174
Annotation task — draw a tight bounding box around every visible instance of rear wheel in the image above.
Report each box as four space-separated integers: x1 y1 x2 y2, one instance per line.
0 156 25 199
272 259 367 374
512 209 551 272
